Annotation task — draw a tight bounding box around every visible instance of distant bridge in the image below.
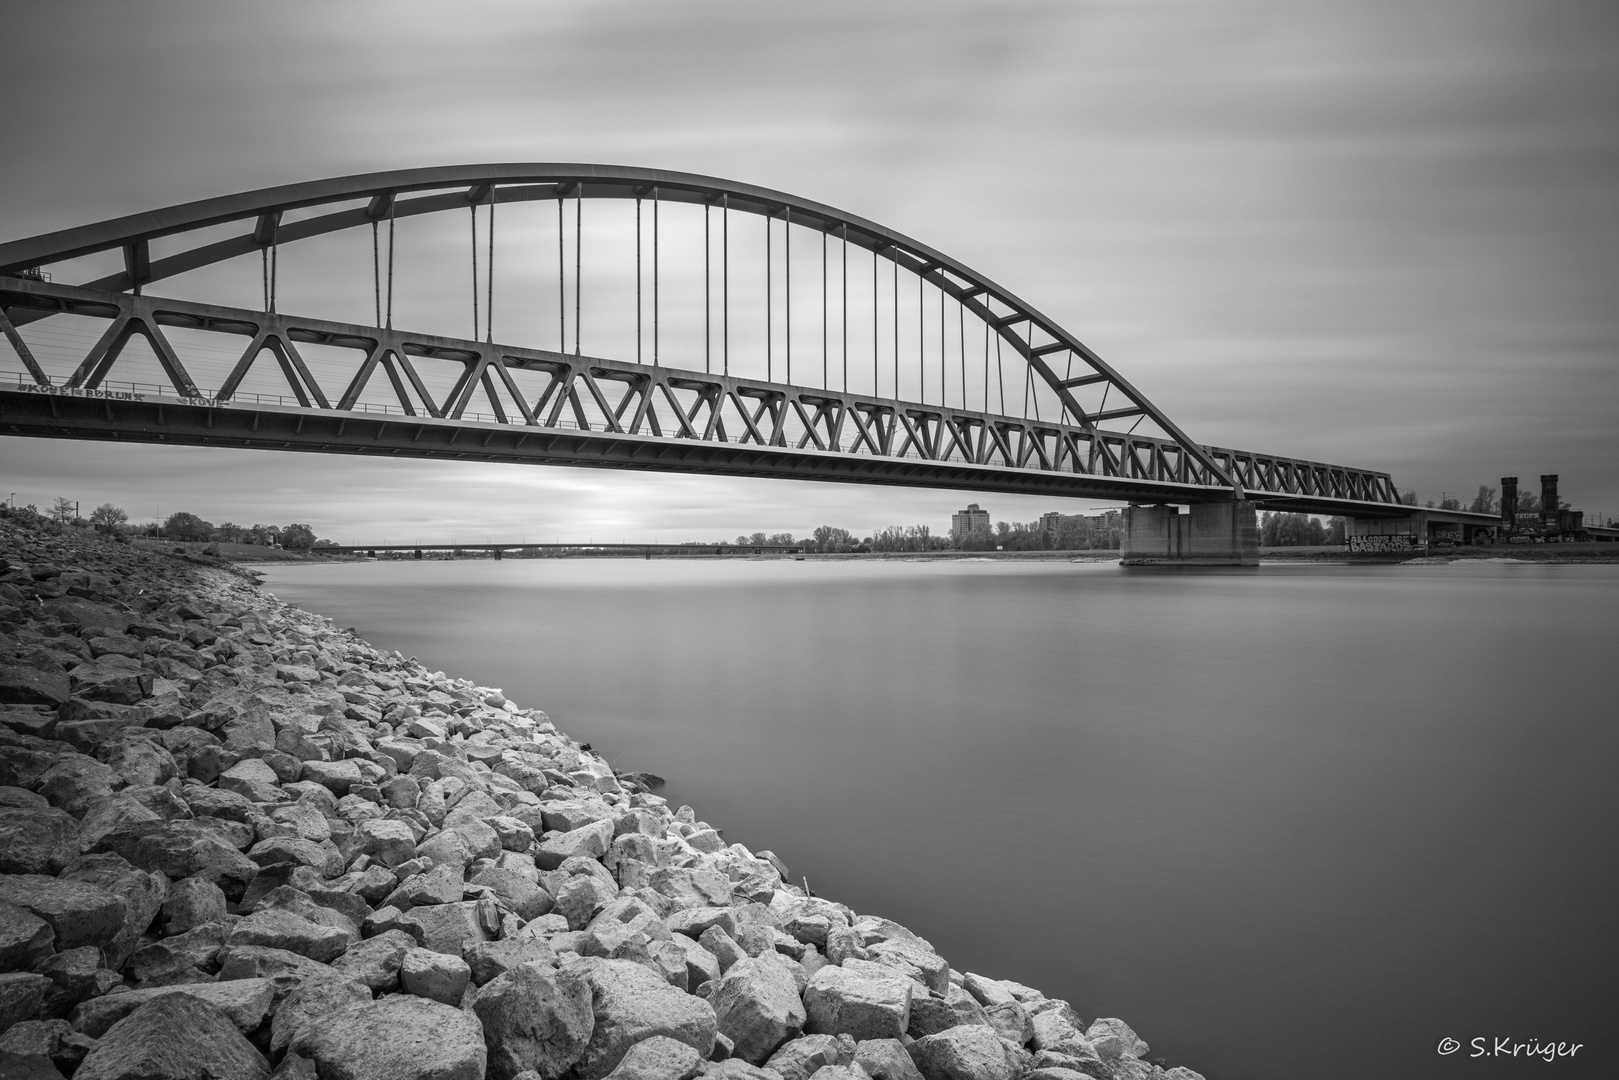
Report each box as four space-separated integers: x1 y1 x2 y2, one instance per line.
0 164 1408 526
325 541 804 558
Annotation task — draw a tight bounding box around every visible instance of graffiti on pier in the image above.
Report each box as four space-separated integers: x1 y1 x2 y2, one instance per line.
1347 534 1417 553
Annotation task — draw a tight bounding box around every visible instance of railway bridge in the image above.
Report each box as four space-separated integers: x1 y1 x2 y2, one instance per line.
2 165 1418 564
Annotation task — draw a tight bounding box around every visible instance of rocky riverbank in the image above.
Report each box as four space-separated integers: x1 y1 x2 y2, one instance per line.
0 510 1205 1080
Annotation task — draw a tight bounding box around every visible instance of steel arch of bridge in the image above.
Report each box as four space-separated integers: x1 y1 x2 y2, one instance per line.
0 164 1403 515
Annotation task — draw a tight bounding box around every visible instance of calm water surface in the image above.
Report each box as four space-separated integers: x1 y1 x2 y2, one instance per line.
260 558 1617 1080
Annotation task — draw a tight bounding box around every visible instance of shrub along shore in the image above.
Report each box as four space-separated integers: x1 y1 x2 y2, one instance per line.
0 511 1205 1080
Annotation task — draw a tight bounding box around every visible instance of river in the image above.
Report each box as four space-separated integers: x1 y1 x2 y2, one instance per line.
259 557 1617 1080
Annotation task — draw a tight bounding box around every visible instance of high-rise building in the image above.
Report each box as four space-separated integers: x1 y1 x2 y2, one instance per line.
951 503 991 545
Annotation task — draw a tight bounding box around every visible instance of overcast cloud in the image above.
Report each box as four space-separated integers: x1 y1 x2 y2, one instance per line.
3 0 1615 539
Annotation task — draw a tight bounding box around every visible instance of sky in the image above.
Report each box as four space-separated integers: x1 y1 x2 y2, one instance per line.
3 0 1616 541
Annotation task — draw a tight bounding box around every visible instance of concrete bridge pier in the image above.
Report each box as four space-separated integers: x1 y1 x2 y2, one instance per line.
1120 501 1258 566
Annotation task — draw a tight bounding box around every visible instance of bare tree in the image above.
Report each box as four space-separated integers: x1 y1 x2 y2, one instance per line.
88 503 128 534
49 497 76 524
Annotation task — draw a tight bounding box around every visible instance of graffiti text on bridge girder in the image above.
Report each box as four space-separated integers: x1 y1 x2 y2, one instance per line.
10 384 224 407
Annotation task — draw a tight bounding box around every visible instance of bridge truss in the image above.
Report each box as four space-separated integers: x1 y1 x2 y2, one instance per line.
0 165 1404 516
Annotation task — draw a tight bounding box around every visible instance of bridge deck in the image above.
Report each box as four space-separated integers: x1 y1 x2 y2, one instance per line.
0 383 1411 518
1 273 1407 517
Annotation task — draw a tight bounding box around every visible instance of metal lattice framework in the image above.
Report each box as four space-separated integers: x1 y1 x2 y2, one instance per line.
0 164 1403 514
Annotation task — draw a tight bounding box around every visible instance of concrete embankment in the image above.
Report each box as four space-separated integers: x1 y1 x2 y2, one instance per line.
0 510 1205 1080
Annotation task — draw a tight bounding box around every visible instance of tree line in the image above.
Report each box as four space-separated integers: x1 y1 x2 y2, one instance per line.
721 519 1122 553
15 497 327 550
1259 512 1346 547
719 527 951 553
1402 485 1537 514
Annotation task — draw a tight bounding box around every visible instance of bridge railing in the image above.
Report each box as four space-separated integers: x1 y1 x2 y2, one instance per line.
1 357 1404 506
1 367 972 465
4 368 534 429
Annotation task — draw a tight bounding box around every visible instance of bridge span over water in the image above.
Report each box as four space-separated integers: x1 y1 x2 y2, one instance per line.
2 165 1416 562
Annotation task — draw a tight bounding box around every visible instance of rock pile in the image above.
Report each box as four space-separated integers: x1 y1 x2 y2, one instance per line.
0 511 1205 1080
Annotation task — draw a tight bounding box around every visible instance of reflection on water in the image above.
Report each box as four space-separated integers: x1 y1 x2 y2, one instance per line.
261 558 1618 1080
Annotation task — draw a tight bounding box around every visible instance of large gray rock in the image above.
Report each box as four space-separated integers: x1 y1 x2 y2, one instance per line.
600 1036 703 1080
0 900 56 971
399 900 494 956
907 1027 1017 1080
573 958 718 1080
465 936 560 987
469 868 552 921
664 908 737 941
959 976 1029 1046
979 1003 1030 1047
331 929 415 992
288 995 487 1080
249 887 361 944
534 820 614 870
59 853 170 970
39 597 132 635
35 947 120 1015
400 947 471 1005
697 927 746 974
248 837 337 876
162 877 228 936
804 962 912 1042
213 945 330 1000
70 661 153 706
226 909 353 964
69 979 276 1038
469 960 594 1080
413 830 473 871
1028 1011 1095 1059
219 759 283 803
0 1018 90 1073
74 994 268 1080
353 819 416 867
299 760 363 797
105 739 177 789
712 955 807 1065
959 975 1015 1011
765 1034 848 1080
1025 1069 1097 1080
667 935 720 994
382 863 463 910
268 803 332 844
0 662 71 706
0 972 49 1031
705 1062 783 1080
78 797 162 855
38 756 117 818
0 807 80 874
866 941 948 997
0 875 126 953
906 985 988 1040
112 821 259 899
853 1039 926 1080
556 876 617 932
269 972 372 1059
538 798 614 833
1082 1018 1147 1061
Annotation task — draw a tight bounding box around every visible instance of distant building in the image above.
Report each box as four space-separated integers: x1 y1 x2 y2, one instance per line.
951 503 992 545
